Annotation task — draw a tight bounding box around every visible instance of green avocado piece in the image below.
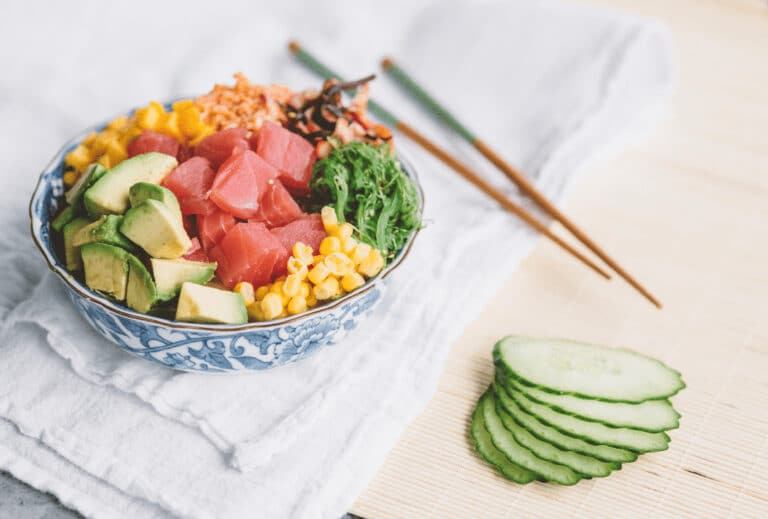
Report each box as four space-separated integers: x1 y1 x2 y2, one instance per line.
129 182 182 219
72 215 136 250
126 255 158 313
81 243 130 300
120 199 191 259
51 205 76 233
65 163 107 206
83 152 178 217
62 217 90 271
150 258 217 301
175 282 247 325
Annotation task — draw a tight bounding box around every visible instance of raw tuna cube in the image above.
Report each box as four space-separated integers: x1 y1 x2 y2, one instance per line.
198 209 236 251
127 130 180 159
194 128 249 169
270 213 325 254
163 157 217 215
255 121 316 193
209 149 278 219
249 179 304 228
208 222 284 288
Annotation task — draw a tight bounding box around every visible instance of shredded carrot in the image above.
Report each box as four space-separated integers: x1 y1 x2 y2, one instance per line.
195 73 293 133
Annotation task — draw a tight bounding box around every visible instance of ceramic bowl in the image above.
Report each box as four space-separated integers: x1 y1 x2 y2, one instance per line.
29 112 422 373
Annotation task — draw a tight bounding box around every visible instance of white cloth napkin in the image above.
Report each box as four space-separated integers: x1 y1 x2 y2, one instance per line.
0 0 673 517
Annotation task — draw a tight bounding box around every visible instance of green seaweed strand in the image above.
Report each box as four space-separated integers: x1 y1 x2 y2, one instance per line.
309 142 420 259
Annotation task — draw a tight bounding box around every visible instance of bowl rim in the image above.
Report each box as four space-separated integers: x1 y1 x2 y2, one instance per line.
29 106 424 332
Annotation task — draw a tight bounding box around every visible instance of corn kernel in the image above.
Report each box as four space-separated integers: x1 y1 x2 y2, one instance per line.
341 272 365 292
255 285 269 300
358 248 385 277
286 257 308 279
247 301 265 321
314 276 340 300
62 171 78 186
319 236 341 256
287 296 308 315
283 274 301 297
278 310 288 318
270 281 289 304
307 292 318 308
274 275 286 283
261 293 283 320
335 223 354 241
324 252 355 277
107 116 130 131
307 262 330 285
341 237 357 255
350 242 372 265
321 206 338 234
299 282 311 299
312 255 325 266
234 282 255 306
292 242 314 265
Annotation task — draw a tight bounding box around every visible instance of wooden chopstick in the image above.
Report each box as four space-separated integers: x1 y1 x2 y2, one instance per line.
288 41 611 280
381 57 661 308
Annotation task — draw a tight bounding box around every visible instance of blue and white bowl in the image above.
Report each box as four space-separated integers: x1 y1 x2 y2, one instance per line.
29 113 422 373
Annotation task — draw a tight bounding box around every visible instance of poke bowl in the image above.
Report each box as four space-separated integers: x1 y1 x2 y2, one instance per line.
29 75 423 373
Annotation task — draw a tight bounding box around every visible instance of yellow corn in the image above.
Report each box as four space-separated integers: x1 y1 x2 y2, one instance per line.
247 301 265 321
307 292 318 308
299 281 311 299
350 242 372 265
358 248 385 277
321 206 338 234
283 274 301 297
335 223 354 241
287 296 308 315
234 282 255 306
341 272 365 292
313 276 340 300
312 255 325 266
270 280 289 305
341 237 357 255
292 242 314 265
307 262 331 285
324 252 354 277
255 285 270 301
62 171 77 186
319 236 341 256
286 257 308 279
260 293 283 320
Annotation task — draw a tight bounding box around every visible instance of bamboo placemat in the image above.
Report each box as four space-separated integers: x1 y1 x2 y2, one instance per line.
352 0 768 516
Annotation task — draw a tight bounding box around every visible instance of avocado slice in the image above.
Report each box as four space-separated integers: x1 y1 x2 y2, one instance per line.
126 255 158 313
72 215 136 251
129 182 182 219
83 152 178 217
150 258 217 301
81 243 130 300
65 163 107 206
120 199 191 259
62 217 90 271
175 282 247 325
51 205 76 233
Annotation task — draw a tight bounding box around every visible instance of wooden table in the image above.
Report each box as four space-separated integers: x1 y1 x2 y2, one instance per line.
352 0 768 517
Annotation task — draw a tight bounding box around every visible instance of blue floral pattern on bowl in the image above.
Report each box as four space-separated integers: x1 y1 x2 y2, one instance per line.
29 111 422 373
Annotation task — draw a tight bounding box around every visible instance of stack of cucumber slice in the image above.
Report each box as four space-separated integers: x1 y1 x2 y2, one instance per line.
472 336 685 485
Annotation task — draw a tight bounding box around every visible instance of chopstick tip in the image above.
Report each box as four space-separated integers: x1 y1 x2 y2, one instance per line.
288 40 300 53
381 56 395 70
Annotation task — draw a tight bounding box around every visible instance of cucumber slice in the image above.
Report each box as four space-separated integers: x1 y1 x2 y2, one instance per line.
493 389 620 478
480 390 582 485
494 336 684 402
495 378 637 463
508 377 679 432
508 386 669 453
471 396 538 484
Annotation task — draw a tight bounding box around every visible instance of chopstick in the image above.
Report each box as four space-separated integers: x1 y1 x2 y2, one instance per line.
381 57 661 308
288 41 611 280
